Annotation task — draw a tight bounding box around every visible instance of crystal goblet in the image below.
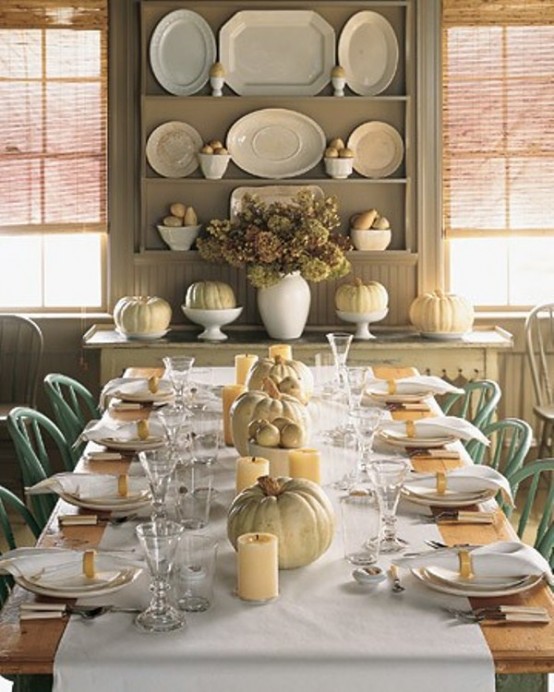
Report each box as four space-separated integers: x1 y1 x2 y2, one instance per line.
156 403 188 452
367 457 410 553
138 448 178 521
163 355 195 406
349 406 385 471
135 520 185 633
326 332 353 388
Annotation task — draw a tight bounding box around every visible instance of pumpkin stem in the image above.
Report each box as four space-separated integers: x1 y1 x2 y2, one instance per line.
352 277 363 286
262 377 281 399
257 475 283 496
274 354 283 364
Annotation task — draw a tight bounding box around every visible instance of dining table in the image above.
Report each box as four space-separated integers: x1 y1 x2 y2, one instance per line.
0 364 552 692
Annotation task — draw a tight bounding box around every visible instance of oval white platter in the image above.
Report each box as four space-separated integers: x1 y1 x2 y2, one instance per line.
420 332 468 341
146 121 202 178
226 109 326 179
149 9 216 96
220 10 335 96
347 121 404 178
230 185 324 220
338 11 399 96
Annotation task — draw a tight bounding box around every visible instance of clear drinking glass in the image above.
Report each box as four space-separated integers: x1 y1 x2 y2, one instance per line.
349 406 385 470
326 332 353 387
175 461 214 530
367 457 410 553
138 448 178 521
135 520 185 633
156 403 188 452
163 356 195 406
345 365 369 410
190 408 221 465
174 533 218 612
340 483 381 565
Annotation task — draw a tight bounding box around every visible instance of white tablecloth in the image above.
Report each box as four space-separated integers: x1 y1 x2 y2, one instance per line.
53 367 495 692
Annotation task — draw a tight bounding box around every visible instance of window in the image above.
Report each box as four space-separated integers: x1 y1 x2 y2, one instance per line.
442 1 554 308
0 1 107 310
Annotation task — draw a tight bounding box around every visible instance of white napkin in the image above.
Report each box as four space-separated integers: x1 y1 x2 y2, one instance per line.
365 371 465 396
26 472 149 501
80 418 165 444
404 466 514 507
394 541 553 585
380 416 490 445
99 377 173 409
0 547 143 586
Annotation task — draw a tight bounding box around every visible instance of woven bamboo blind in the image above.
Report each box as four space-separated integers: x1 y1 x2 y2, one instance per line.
0 0 108 234
442 0 554 239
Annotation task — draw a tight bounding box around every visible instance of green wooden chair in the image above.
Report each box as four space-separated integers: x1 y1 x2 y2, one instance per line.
440 379 502 432
43 373 100 462
466 417 533 474
7 407 74 529
508 458 553 568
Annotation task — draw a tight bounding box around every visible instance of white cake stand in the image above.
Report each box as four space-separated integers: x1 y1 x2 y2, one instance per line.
336 308 388 340
181 306 243 341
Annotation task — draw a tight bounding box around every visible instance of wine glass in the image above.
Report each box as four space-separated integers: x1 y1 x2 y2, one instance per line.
367 457 410 553
156 403 188 452
138 448 178 521
135 520 185 633
326 332 353 388
349 406 385 471
163 356 195 406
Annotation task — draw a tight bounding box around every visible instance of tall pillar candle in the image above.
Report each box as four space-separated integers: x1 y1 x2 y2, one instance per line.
268 344 292 361
235 456 269 494
235 354 258 385
288 448 321 484
222 384 246 446
237 533 279 602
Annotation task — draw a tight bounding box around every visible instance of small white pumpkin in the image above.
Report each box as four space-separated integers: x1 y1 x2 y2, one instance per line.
185 281 236 310
409 289 474 334
246 356 314 401
335 278 388 314
113 296 171 336
227 476 336 569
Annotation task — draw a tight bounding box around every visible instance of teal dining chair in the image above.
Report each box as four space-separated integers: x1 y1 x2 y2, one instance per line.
43 373 100 461
440 379 502 431
466 417 533 475
7 407 74 529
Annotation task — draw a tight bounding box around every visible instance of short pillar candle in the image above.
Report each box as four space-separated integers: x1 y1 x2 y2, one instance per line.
234 354 258 386
288 448 321 484
268 344 292 361
222 384 246 446
235 456 270 494
237 532 279 602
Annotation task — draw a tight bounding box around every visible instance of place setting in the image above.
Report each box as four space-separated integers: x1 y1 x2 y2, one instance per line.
377 415 490 451
79 417 166 452
363 371 465 405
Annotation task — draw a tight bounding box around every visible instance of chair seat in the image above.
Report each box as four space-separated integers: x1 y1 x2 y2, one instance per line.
533 403 554 421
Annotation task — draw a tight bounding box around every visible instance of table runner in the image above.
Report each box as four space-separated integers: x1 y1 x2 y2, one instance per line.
53 445 495 692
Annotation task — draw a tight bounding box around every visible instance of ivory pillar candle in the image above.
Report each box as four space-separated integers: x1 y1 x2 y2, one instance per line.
268 344 292 361
237 532 279 602
222 384 246 446
235 456 270 494
288 448 321 484
234 354 258 385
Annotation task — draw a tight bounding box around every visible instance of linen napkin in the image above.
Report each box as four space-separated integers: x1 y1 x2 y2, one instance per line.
0 547 143 586
79 417 165 444
26 472 149 501
404 466 514 507
380 416 490 445
365 370 465 397
100 377 173 409
394 541 554 585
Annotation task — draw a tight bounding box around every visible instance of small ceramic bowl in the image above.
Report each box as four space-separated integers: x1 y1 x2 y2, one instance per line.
324 157 353 179
352 566 386 586
350 228 392 251
157 225 201 251
198 153 231 180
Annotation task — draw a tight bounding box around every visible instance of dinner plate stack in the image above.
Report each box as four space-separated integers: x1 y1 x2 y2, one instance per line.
412 567 544 598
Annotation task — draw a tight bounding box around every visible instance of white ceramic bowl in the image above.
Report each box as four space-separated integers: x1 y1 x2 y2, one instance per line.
324 157 353 179
181 306 242 341
350 228 392 251
157 225 201 251
198 153 231 180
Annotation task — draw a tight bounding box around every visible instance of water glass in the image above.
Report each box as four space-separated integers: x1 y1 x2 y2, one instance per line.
190 408 221 465
174 533 218 612
163 355 195 405
135 520 185 633
314 351 337 396
156 403 188 451
349 406 384 469
367 457 410 553
175 461 214 530
138 448 178 521
326 332 353 386
346 366 369 410
340 484 381 565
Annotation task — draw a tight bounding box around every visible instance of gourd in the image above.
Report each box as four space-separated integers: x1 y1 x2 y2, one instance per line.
335 278 388 314
113 296 171 336
231 379 310 455
184 281 236 310
409 289 474 334
246 356 314 401
227 476 336 569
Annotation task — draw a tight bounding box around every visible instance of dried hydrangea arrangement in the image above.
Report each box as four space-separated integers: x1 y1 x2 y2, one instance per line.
197 190 352 288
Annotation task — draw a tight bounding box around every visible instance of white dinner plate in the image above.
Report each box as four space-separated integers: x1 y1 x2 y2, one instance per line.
116 329 170 341
338 11 399 96
59 491 151 513
226 109 326 179
146 121 202 178
426 565 532 591
97 436 165 453
220 10 335 96
149 9 216 96
412 568 543 598
401 487 496 508
420 332 468 341
379 429 457 449
366 388 433 404
16 567 141 599
230 185 324 220
113 380 174 404
347 121 404 178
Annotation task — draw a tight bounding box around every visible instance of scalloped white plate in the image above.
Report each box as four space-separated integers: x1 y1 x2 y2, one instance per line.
347 121 404 178
146 121 202 178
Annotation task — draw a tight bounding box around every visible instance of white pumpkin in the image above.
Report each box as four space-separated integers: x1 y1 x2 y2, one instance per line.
409 289 474 334
246 356 314 401
113 296 172 336
185 281 236 310
227 476 336 569
335 278 388 314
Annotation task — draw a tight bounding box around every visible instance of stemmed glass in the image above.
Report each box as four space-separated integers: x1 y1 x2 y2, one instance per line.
156 403 188 452
367 457 410 553
349 406 384 472
138 448 178 521
163 356 195 406
326 332 353 389
135 520 185 633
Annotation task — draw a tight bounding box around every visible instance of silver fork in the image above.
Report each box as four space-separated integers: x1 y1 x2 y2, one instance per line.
389 565 405 593
69 605 142 620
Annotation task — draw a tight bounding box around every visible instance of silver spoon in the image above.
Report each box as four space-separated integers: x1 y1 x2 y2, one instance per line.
389 565 405 593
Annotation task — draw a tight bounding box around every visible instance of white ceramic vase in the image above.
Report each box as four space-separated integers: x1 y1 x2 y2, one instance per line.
257 272 311 340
